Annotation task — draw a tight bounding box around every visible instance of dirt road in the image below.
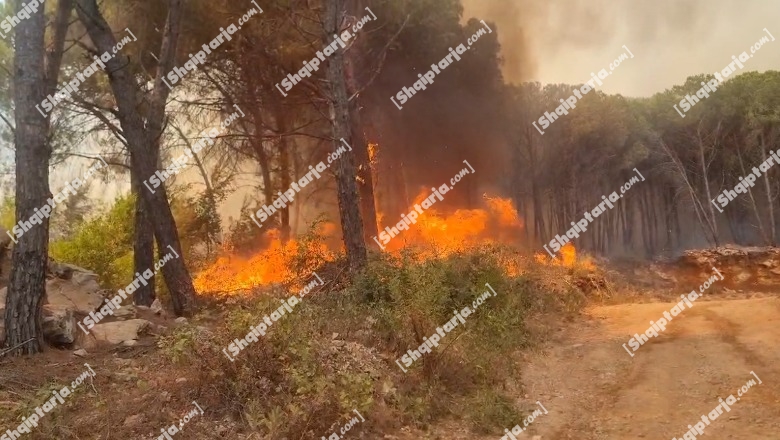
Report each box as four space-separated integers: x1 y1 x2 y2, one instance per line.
520 295 780 439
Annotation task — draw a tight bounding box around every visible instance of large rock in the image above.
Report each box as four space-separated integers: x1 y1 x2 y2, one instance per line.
45 273 104 314
113 304 137 321
82 319 151 348
42 305 76 345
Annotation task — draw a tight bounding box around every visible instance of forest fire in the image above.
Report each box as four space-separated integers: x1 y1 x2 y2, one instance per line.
194 195 527 295
193 227 336 296
376 192 524 255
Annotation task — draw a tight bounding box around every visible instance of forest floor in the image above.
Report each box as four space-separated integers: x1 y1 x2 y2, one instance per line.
1 248 778 440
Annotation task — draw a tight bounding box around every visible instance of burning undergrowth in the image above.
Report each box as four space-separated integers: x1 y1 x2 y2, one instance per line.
195 195 533 296
160 189 615 438
163 237 601 438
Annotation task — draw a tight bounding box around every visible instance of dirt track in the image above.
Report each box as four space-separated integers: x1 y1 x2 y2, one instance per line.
520 295 780 439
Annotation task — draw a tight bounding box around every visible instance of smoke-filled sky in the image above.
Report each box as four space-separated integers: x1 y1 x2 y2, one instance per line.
462 0 780 97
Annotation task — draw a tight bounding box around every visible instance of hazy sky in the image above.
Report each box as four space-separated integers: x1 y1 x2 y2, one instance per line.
462 0 780 97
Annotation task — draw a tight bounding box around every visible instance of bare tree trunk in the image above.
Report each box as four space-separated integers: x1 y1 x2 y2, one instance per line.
349 99 379 244
292 145 301 236
172 123 220 252
759 131 777 245
737 144 769 245
130 171 156 305
659 138 719 246
344 59 379 244
4 0 72 355
697 124 720 245
324 0 367 270
276 120 292 242
76 0 196 315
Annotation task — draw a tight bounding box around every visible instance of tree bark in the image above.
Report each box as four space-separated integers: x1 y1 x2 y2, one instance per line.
344 50 379 244
324 0 367 270
75 0 196 315
4 0 72 355
130 171 156 305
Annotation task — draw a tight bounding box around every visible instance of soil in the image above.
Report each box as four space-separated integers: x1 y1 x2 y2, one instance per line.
517 294 780 439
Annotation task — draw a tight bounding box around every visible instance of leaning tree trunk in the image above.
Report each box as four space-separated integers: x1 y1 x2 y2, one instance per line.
4 0 72 355
76 0 196 316
324 0 367 271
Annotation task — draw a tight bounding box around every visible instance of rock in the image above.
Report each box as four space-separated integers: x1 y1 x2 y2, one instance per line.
45 277 104 315
73 349 88 357
114 304 136 320
42 305 76 345
83 319 151 347
150 299 163 315
175 377 187 384
122 340 138 347
136 305 150 312
113 371 137 382
175 317 188 324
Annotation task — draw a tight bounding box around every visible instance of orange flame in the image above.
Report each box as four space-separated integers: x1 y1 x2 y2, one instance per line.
534 243 593 269
195 193 527 295
194 227 335 296
377 192 524 257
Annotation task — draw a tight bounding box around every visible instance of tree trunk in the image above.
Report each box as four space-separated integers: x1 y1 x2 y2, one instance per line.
344 56 379 245
4 0 72 355
737 144 769 245
324 0 367 270
76 0 196 316
759 131 777 245
277 132 292 243
350 99 379 244
130 171 156 306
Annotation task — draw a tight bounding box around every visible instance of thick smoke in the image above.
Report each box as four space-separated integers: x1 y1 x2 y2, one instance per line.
461 0 727 88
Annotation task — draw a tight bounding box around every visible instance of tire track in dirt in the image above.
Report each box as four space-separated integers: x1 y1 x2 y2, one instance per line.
520 296 780 439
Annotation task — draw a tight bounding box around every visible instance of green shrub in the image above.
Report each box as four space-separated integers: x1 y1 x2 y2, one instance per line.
50 195 134 289
156 243 588 438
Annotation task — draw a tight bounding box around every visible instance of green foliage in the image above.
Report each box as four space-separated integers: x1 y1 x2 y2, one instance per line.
0 195 14 230
49 195 134 289
152 244 591 438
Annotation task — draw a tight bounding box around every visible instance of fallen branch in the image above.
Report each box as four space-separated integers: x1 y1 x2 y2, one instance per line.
0 338 36 358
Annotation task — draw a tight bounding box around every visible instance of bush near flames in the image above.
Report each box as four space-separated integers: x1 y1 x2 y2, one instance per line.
158 224 599 438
